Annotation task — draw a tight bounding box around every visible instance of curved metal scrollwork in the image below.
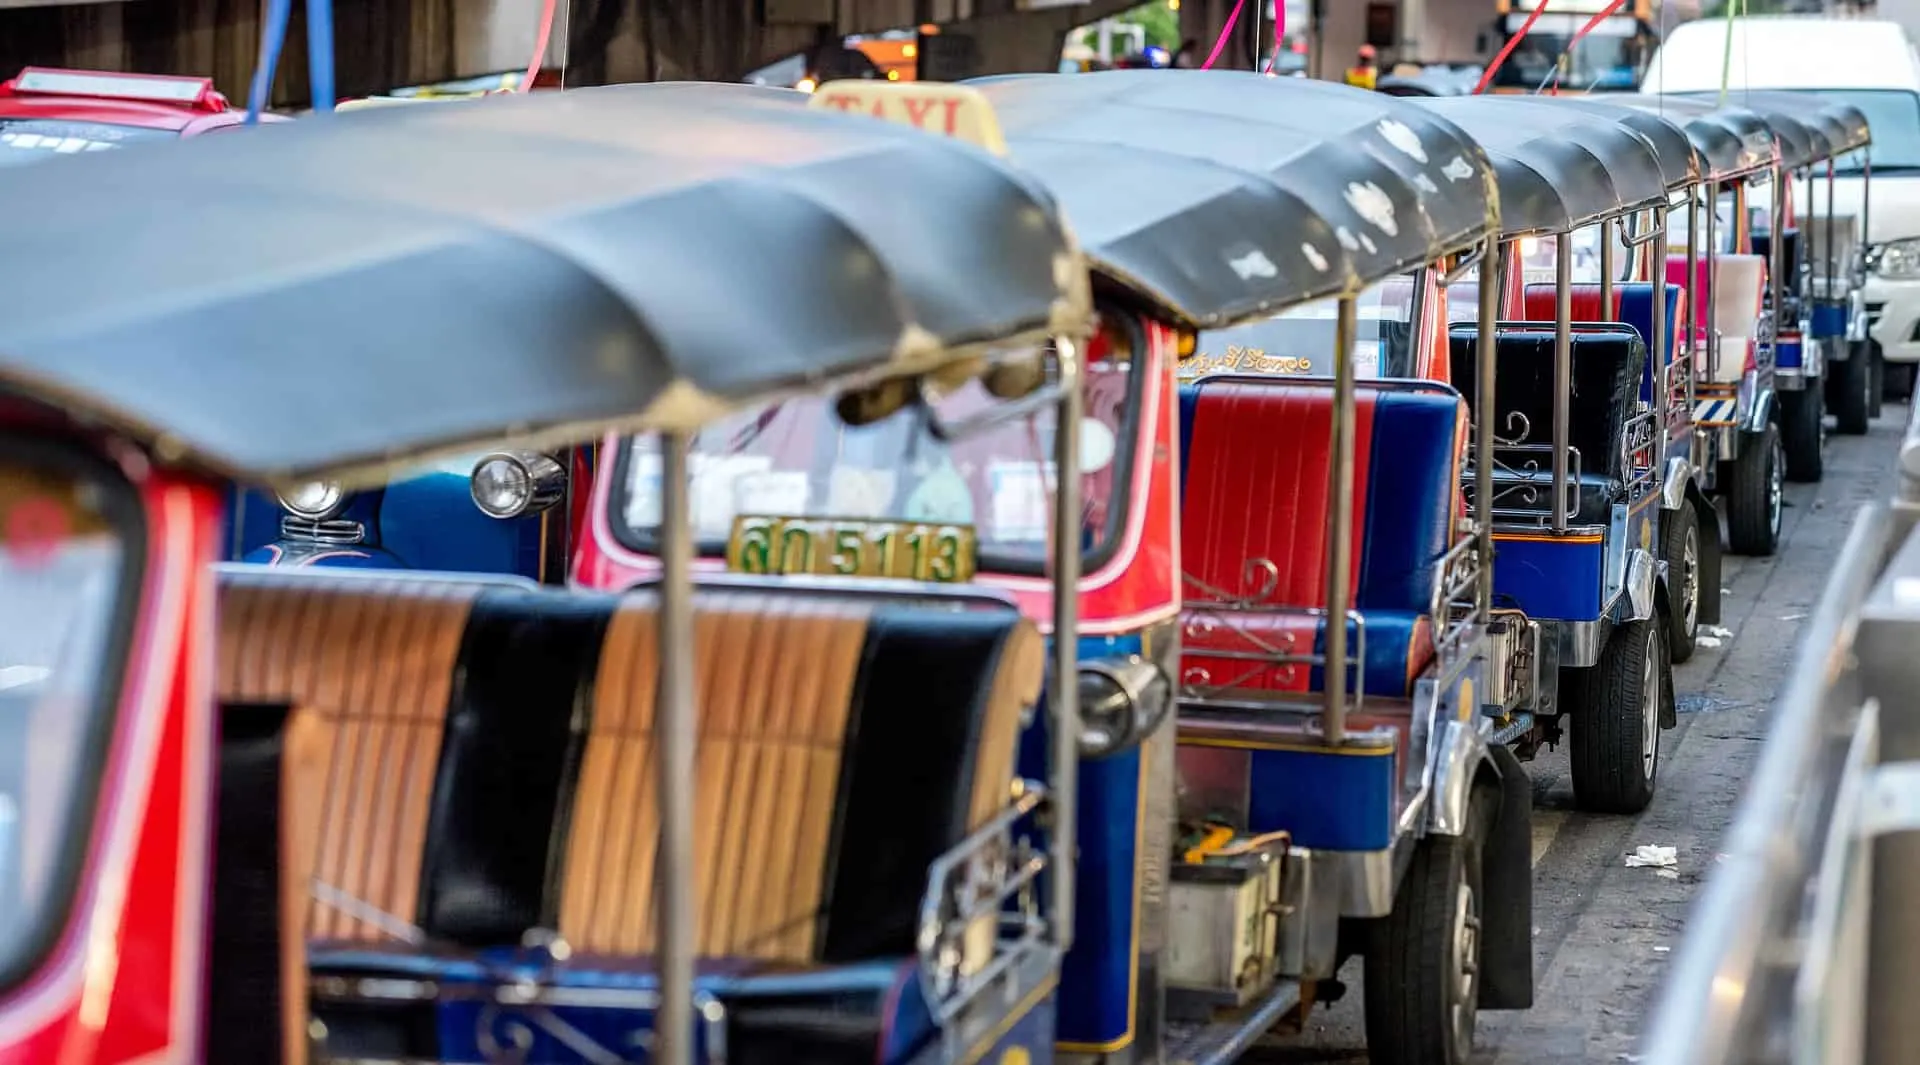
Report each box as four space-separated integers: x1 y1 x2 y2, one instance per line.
1181 557 1282 608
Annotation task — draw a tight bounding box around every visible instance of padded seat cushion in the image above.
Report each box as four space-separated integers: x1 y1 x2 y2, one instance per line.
1177 377 1463 698
215 568 1041 971
1518 282 1686 402
1447 326 1646 486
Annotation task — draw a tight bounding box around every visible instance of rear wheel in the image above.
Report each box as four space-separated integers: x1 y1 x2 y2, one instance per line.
1887 360 1917 405
1872 347 1886 419
1831 340 1872 435
1725 424 1783 557
1779 384 1824 483
1662 501 1702 664
1565 619 1662 814
1363 786 1498 1065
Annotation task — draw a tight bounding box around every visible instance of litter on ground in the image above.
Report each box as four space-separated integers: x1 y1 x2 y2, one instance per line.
1626 844 1678 868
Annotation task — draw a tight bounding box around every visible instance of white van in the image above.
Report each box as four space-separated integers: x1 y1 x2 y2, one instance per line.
1644 15 1920 400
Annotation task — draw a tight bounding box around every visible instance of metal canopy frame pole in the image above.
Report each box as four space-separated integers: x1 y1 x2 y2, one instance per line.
1048 337 1084 947
1553 235 1572 535
1826 160 1838 312
654 428 696 1065
1601 217 1617 315
1323 294 1359 744
1653 204 1670 439
1477 234 1500 616
1705 189 1720 388
1772 163 1787 369
1688 191 1701 423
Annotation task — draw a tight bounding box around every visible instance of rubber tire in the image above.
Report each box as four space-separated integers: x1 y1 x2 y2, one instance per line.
1564 618 1662 815
1779 385 1825 483
1725 424 1783 557
1363 785 1497 1065
1832 340 1872 435
1887 360 1917 405
1871 347 1886 420
1662 500 1702 664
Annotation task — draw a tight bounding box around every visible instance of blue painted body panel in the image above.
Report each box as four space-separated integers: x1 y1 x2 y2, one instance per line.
1246 746 1395 850
1811 301 1850 339
1492 536 1605 621
229 470 543 578
313 950 950 1064
1777 334 1805 371
1019 633 1144 1052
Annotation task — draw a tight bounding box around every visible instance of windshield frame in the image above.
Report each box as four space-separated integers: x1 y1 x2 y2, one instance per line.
603 320 1149 580
0 433 146 994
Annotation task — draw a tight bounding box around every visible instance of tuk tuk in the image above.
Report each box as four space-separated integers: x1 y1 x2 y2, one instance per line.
0 81 1093 1065
1411 95 1681 813
754 71 1537 1065
1606 95 1791 556
1637 403 1920 1065
1690 91 1878 442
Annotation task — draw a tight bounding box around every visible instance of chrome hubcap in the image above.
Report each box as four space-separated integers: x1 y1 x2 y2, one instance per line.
1451 880 1480 1060
1681 523 1700 637
1641 630 1660 781
1768 438 1784 537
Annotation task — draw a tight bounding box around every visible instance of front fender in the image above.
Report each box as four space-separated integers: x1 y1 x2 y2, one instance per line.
243 542 404 569
1427 717 1498 838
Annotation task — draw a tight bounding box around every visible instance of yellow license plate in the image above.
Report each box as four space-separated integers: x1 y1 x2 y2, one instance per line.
725 516 978 584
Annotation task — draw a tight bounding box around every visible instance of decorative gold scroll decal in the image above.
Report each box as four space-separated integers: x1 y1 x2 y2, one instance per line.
1177 344 1317 379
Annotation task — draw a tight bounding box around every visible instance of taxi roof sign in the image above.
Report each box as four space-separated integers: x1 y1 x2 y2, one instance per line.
809 81 1007 156
6 68 225 111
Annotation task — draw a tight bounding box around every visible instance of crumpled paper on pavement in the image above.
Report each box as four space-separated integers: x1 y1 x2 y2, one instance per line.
1625 844 1678 868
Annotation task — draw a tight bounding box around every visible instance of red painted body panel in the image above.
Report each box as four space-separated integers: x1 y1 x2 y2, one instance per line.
0 431 219 1065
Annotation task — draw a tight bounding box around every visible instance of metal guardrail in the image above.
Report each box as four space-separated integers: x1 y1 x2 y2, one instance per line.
1639 400 1920 1065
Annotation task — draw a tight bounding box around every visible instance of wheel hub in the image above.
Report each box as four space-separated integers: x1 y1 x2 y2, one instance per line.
1451 881 1481 1060
1680 523 1699 636
1768 436 1784 537
1641 629 1661 780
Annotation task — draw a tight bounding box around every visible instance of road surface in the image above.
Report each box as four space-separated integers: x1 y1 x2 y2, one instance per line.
1258 406 1906 1064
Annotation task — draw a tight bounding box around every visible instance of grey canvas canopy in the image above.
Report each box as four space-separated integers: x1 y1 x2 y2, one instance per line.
0 81 1091 487
968 69 1501 329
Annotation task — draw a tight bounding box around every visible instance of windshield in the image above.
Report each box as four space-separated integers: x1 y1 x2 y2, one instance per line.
1667 190 1740 256
609 343 1141 577
1794 90 1920 174
0 119 171 167
1188 274 1422 379
0 443 138 989
1490 19 1653 92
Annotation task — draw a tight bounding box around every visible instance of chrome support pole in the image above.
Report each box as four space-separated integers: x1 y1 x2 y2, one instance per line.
1653 204 1670 437
1772 165 1787 366
1706 190 1720 385
1323 294 1359 744
1554 237 1572 535
1600 217 1616 315
1477 234 1500 616
1826 160 1838 307
654 428 696 1065
1688 192 1701 422
1048 336 1084 948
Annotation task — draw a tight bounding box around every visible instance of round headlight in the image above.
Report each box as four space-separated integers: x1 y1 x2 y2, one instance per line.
278 480 344 520
470 450 565 519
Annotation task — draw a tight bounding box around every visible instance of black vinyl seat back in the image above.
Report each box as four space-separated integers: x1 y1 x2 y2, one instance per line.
1448 324 1648 483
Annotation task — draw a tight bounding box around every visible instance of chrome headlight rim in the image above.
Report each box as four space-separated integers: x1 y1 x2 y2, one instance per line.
1871 238 1920 280
470 449 566 520
277 479 346 520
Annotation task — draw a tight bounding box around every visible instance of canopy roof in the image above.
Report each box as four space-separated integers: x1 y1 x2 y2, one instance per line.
1414 96 1668 235
1533 95 1706 190
0 82 1091 488
968 70 1500 329
1605 94 1779 179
